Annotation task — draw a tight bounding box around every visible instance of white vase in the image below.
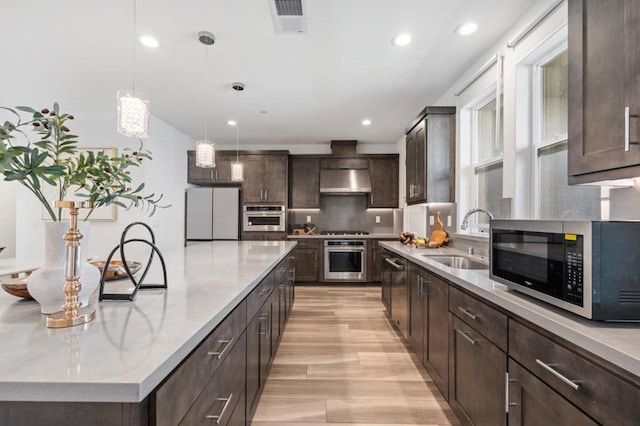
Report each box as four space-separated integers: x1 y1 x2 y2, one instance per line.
27 221 100 314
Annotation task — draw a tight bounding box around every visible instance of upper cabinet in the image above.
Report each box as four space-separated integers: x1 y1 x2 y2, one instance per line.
187 150 235 185
568 0 640 183
369 156 399 208
242 153 288 204
405 107 456 204
289 154 399 209
289 157 320 208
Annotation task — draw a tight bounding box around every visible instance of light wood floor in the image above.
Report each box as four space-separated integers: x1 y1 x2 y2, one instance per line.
252 285 460 426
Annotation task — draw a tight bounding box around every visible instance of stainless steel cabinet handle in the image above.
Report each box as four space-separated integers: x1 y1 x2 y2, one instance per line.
456 329 478 345
625 106 631 152
207 337 235 359
384 258 405 270
265 189 268 200
535 359 580 391
625 106 639 152
504 372 518 413
370 194 374 205
210 170 214 181
205 393 234 424
458 306 478 321
409 184 414 198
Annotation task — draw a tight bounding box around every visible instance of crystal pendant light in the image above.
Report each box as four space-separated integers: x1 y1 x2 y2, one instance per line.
231 82 245 182
195 31 216 168
117 0 150 138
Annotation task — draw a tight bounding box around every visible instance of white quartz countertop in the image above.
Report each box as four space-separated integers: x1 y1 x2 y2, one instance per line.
380 242 640 380
0 241 296 403
287 233 398 239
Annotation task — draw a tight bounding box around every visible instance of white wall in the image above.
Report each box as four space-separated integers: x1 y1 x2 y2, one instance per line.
14 111 191 262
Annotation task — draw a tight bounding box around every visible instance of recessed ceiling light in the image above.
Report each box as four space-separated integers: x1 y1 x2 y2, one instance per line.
362 119 372 126
139 35 159 48
391 33 412 47
227 120 237 126
455 22 478 36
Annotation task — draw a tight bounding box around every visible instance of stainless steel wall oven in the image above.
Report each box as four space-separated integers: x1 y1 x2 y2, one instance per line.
323 240 367 282
242 205 285 232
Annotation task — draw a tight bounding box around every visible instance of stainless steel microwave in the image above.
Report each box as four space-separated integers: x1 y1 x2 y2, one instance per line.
243 205 286 232
490 220 640 321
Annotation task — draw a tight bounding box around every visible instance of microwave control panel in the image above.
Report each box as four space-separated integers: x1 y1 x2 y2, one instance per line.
564 234 584 306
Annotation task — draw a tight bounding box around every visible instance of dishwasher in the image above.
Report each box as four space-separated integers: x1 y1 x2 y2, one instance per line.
384 253 408 338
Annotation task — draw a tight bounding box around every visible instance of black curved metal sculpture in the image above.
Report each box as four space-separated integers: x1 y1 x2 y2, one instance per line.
98 222 168 301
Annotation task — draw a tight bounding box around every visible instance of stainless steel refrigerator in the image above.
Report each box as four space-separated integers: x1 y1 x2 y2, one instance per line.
186 187 240 240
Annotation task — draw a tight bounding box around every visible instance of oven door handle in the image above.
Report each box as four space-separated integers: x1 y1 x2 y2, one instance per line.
327 247 366 252
384 258 405 270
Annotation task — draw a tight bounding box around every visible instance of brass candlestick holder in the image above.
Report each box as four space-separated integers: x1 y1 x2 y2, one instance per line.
46 201 96 328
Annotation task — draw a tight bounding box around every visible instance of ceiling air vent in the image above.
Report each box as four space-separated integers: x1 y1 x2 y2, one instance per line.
270 0 307 34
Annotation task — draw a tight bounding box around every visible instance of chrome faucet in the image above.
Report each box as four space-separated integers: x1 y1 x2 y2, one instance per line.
460 208 495 231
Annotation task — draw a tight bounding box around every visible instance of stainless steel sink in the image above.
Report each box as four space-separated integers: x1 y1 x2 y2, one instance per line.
422 255 488 270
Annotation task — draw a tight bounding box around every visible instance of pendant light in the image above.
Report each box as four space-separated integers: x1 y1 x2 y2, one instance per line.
231 82 245 182
117 0 150 138
195 31 216 168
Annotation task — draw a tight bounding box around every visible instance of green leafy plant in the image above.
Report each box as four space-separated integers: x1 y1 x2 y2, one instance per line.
0 103 168 221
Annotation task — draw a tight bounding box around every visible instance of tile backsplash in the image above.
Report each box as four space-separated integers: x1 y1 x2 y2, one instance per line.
289 195 396 233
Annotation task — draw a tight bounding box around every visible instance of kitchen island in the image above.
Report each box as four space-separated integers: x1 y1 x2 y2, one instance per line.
0 240 296 425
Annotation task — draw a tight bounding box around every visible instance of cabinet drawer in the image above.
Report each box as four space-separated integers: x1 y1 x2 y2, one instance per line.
180 331 247 426
509 319 640 425
449 286 507 351
247 272 275 321
291 239 319 248
153 301 246 426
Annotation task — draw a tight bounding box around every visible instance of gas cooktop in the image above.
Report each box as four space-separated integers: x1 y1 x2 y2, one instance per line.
320 231 370 236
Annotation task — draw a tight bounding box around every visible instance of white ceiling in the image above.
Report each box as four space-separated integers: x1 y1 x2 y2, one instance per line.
2 0 539 146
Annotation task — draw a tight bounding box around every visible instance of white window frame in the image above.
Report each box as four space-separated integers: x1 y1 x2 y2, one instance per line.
462 87 504 234
531 44 569 217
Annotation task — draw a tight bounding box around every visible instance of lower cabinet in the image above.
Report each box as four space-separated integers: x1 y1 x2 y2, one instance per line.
291 239 320 282
178 332 247 426
423 270 448 399
242 232 287 241
407 263 426 361
387 254 640 426
507 359 597 426
449 315 506 426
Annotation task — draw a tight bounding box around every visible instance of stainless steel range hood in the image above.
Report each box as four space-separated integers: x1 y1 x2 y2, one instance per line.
320 169 372 194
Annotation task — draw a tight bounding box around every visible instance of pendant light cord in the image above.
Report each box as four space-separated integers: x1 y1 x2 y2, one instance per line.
204 44 209 141
132 0 137 94
236 88 240 162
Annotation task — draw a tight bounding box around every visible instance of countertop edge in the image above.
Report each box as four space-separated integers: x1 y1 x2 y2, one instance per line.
0 242 297 403
379 241 640 380
134 242 297 403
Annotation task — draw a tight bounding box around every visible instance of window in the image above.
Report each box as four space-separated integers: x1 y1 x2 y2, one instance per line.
472 93 504 232
532 49 600 220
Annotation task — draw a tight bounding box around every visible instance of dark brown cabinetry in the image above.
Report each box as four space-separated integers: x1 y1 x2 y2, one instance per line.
242 232 287 241
423 271 449 399
568 0 640 183
242 154 288 204
187 150 235 185
449 315 506 426
288 154 398 208
507 359 597 426
448 287 507 426
509 319 640 425
291 239 320 282
407 264 426 361
405 107 456 205
368 156 399 208
369 239 396 283
289 157 320 208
